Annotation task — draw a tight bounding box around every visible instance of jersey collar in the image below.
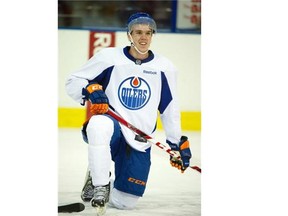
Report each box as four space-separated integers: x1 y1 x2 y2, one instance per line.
123 46 154 65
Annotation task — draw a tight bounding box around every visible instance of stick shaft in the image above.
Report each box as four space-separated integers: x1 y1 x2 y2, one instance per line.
107 109 201 173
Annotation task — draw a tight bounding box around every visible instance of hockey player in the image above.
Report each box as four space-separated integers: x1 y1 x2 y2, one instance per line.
65 12 192 214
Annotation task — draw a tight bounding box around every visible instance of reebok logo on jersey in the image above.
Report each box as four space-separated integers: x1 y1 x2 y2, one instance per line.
143 70 157 75
118 76 151 110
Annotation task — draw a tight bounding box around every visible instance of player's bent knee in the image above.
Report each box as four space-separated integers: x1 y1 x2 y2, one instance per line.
86 115 114 146
109 188 139 210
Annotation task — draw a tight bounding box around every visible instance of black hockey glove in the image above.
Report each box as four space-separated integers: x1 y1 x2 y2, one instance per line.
167 136 192 173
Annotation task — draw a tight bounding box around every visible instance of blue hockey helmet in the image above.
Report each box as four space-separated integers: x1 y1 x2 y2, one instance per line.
127 12 157 34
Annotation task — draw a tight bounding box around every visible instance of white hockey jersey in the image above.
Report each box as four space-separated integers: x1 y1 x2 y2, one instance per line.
66 46 182 152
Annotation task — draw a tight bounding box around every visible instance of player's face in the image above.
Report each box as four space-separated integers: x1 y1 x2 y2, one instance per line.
130 24 153 52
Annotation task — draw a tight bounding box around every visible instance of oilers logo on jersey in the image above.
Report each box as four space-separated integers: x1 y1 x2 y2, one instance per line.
118 76 151 110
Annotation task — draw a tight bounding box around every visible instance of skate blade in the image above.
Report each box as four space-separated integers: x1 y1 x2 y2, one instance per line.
95 205 107 216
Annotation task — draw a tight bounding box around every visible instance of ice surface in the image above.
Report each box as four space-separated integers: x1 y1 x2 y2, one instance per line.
58 128 201 215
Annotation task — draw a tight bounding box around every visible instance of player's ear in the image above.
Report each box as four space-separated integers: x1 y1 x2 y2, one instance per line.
127 32 132 42
127 32 130 42
128 32 134 45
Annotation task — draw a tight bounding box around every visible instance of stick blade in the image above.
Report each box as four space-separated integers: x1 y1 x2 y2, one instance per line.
58 202 85 213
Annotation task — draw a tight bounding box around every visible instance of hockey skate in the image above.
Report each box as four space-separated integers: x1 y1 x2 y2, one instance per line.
81 171 94 202
91 183 110 216
81 171 111 202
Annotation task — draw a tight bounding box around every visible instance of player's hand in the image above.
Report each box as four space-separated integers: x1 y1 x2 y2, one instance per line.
82 83 109 114
167 136 192 173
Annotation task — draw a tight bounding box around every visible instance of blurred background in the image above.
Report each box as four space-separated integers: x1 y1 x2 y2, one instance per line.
58 0 201 33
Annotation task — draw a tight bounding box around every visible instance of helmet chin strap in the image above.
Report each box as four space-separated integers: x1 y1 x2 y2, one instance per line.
128 33 149 55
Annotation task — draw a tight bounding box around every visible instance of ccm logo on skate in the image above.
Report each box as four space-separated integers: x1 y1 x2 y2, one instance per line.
118 76 151 110
128 177 146 186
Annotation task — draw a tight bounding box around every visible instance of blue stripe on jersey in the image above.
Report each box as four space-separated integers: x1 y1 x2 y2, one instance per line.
158 72 173 114
89 66 114 90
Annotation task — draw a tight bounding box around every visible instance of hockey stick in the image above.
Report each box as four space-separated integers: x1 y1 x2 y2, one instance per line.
107 109 201 173
58 202 85 213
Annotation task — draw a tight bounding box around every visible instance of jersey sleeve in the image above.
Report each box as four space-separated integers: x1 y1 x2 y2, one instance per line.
159 64 182 145
65 49 114 104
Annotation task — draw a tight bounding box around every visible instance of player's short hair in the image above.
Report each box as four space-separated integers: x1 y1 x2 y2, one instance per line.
126 12 157 34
